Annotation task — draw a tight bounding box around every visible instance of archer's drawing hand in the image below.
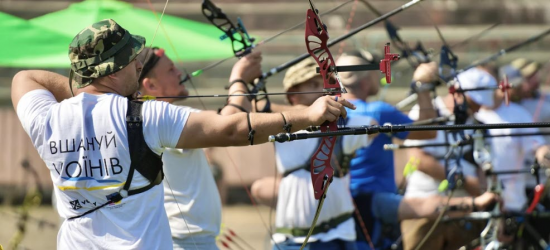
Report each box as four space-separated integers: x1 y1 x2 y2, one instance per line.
474 192 500 211
229 50 263 84
306 96 355 125
535 145 550 168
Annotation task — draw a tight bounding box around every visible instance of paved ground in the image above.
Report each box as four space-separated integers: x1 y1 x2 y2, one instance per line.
0 205 274 250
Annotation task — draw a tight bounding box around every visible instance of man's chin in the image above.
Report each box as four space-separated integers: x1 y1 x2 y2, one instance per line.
181 90 189 97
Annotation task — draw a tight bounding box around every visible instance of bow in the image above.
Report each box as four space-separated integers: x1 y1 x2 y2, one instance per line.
302 0 411 245
301 0 400 246
299 1 343 247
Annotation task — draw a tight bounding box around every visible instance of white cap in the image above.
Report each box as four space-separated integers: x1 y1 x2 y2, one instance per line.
455 68 497 108
336 51 378 86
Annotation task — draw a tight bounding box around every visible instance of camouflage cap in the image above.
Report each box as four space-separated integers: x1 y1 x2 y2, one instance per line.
68 19 145 88
283 58 320 92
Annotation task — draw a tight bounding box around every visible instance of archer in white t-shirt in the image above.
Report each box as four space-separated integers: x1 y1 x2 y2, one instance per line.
402 67 501 250
270 58 376 250
12 19 356 250
475 101 548 212
136 47 267 250
489 61 550 246
500 59 550 188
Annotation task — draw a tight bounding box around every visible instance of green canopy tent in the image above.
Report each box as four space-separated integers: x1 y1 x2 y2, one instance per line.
0 12 73 68
30 0 234 63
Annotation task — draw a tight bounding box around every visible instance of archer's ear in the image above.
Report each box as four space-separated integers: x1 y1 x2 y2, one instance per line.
141 77 156 91
106 73 117 81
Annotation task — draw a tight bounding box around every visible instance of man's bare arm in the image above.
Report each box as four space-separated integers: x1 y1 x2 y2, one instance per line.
220 51 262 115
407 62 438 140
399 192 498 220
407 148 482 196
177 96 354 149
269 103 307 112
407 148 446 180
11 70 72 109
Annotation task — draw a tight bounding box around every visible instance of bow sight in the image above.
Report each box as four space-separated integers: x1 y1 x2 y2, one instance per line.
315 43 400 85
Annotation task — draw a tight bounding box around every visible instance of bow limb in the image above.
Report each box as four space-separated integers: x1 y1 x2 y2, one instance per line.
304 0 339 202
201 0 255 58
200 0 274 113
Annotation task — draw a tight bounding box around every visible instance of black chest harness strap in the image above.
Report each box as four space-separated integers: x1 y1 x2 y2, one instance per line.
68 100 164 220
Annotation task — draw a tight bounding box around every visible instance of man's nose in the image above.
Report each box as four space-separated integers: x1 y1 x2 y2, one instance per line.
136 59 143 71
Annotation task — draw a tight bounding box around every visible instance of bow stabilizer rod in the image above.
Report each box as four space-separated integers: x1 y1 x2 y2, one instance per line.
269 122 550 143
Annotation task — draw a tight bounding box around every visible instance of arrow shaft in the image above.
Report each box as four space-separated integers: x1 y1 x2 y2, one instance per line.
270 122 550 142
137 90 342 100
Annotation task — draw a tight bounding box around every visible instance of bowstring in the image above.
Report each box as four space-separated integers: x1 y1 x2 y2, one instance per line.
335 0 359 60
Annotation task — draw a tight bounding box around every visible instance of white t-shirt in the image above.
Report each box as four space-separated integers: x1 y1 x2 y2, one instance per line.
163 108 222 241
273 116 372 243
475 103 545 211
521 93 550 126
17 90 190 250
404 97 478 198
521 93 550 187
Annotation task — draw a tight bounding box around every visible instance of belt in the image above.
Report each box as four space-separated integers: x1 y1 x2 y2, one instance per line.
275 212 353 237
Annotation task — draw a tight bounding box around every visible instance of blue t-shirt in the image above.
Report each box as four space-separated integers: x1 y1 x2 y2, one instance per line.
347 100 412 196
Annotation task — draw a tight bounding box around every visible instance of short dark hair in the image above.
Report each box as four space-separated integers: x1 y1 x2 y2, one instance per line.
137 47 165 83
